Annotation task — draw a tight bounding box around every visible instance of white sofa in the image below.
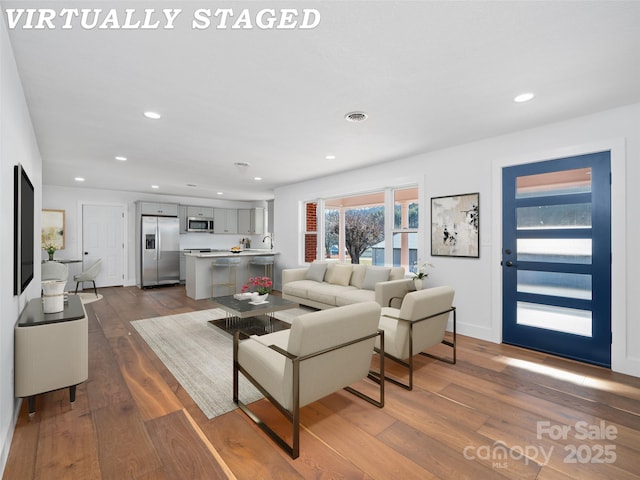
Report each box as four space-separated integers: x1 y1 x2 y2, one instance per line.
282 262 414 309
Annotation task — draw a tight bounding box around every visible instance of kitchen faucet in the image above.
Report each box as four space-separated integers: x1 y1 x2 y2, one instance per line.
263 234 274 250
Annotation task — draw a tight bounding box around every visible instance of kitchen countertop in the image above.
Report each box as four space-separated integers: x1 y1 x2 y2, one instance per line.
185 249 278 300
184 249 277 258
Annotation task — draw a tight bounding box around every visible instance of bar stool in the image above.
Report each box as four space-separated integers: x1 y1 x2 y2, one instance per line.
249 255 275 280
212 257 241 297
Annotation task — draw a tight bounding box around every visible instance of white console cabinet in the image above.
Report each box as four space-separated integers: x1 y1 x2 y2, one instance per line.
14 295 88 415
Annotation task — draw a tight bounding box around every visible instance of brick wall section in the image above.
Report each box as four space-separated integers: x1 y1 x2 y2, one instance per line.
305 202 317 262
305 203 317 231
304 234 317 263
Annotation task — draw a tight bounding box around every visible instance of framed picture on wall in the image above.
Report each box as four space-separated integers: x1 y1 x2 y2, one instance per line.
42 209 65 249
431 193 479 258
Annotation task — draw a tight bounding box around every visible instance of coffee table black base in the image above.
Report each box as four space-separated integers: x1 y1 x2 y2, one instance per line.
209 315 291 337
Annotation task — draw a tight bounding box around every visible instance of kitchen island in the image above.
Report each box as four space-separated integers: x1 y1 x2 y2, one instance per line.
185 250 278 300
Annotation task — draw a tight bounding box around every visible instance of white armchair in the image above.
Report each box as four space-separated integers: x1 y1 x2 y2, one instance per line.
74 258 102 296
233 301 384 459
373 286 456 390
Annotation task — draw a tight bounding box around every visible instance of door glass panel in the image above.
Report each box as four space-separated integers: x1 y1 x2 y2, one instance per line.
516 168 591 198
518 271 592 299
517 302 592 337
517 204 592 229
517 238 591 264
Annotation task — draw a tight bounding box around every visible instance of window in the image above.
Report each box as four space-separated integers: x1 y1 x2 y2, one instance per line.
324 192 385 264
301 185 420 267
393 187 419 272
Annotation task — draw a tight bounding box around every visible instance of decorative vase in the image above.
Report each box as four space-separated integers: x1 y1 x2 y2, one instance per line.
252 292 269 303
414 278 424 291
42 280 66 313
48 252 55 261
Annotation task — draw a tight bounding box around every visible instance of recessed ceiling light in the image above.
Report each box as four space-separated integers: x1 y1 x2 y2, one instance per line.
345 111 368 122
144 111 161 119
74 177 85 182
151 185 159 189
115 156 127 161
217 192 224 195
325 155 336 160
254 177 262 181
514 92 535 103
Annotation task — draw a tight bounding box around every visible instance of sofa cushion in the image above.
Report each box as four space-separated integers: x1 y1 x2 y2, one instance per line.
305 262 328 282
308 283 356 306
350 264 367 288
389 267 405 281
336 288 376 306
362 267 392 290
282 279 319 298
326 264 353 287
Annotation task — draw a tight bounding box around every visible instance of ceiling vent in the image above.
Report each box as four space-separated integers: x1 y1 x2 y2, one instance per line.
345 111 368 123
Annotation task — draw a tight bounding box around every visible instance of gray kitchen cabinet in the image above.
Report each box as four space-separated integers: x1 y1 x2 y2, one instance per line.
187 206 214 218
238 208 265 235
139 202 179 216
214 208 238 234
179 205 188 232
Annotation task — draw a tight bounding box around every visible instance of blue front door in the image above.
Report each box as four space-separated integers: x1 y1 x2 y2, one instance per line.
502 151 611 367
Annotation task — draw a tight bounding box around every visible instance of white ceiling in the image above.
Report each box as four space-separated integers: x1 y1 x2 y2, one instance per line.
4 1 640 201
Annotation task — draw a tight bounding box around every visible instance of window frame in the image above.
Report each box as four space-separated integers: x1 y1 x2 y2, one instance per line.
300 184 420 269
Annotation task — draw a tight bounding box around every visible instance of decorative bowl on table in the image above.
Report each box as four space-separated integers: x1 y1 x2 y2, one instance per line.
251 293 269 303
233 292 253 300
230 246 241 254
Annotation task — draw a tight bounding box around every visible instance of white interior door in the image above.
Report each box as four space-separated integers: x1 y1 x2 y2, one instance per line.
82 204 125 288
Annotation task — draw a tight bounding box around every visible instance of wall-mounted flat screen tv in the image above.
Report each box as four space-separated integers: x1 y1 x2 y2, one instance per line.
14 164 35 295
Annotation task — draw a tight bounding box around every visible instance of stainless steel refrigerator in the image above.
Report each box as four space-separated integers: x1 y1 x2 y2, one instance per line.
141 216 180 287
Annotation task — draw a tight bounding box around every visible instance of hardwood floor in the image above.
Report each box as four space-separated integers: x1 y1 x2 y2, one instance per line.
4 286 640 479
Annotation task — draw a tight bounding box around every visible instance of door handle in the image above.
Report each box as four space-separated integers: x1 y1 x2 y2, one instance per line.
505 260 515 267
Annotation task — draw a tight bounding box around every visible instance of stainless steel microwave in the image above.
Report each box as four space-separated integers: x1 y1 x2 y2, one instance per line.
187 217 214 232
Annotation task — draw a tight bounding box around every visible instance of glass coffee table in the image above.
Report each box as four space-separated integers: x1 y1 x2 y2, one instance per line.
209 294 299 336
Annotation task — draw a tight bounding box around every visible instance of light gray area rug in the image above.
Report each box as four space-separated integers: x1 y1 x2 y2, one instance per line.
131 306 313 419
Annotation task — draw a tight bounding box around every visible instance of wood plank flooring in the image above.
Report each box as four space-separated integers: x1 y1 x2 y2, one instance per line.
4 286 640 479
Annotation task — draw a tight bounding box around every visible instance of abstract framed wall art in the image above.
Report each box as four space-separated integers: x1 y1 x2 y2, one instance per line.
431 193 479 258
41 209 65 249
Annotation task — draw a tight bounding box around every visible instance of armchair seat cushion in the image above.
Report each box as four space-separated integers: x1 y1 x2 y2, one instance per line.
238 339 288 406
378 309 408 359
250 329 289 349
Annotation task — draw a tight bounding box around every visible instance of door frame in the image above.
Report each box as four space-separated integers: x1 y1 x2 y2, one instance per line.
76 200 129 287
491 139 627 372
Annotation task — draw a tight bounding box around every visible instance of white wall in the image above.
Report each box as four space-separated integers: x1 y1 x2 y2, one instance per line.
42 185 269 286
274 102 639 378
0 17 43 473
